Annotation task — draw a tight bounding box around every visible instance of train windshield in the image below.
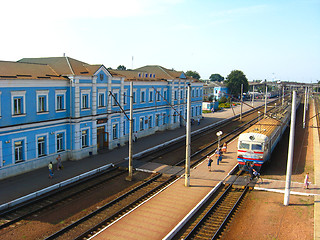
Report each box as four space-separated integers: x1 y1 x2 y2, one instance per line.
239 141 250 150
252 144 263 151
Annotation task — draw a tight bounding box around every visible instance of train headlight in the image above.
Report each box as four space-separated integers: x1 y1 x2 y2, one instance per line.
259 156 263 159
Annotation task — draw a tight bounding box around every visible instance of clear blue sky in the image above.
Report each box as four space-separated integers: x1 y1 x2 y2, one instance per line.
1 0 319 83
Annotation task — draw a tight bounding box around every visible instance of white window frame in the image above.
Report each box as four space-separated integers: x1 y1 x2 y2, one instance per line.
56 130 66 152
55 89 66 111
112 89 120 106
156 88 161 101
35 133 49 158
36 90 49 114
11 91 26 116
148 115 152 129
149 90 153 102
139 117 144 131
112 123 119 139
133 89 137 103
140 89 146 103
12 137 27 163
97 89 106 108
81 128 90 148
123 90 128 105
163 90 167 100
81 89 91 110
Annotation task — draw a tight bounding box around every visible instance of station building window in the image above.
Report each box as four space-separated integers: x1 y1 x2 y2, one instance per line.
56 132 65 152
14 141 23 162
81 129 89 148
37 90 49 113
140 117 144 131
37 136 46 157
113 123 118 139
55 90 66 111
11 91 26 116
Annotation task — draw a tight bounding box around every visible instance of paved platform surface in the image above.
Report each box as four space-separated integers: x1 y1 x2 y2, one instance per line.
0 100 266 205
91 138 240 240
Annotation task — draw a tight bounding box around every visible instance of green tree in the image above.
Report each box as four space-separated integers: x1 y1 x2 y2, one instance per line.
225 70 249 98
209 73 224 82
185 70 201 80
117 65 126 70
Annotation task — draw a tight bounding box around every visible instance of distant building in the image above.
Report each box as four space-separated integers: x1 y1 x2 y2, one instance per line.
0 57 203 179
213 86 229 101
203 81 228 101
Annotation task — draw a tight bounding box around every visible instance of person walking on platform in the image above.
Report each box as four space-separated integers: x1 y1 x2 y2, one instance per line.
207 156 213 171
56 154 62 170
215 149 221 165
249 164 255 181
222 142 227 153
304 172 310 189
48 162 54 179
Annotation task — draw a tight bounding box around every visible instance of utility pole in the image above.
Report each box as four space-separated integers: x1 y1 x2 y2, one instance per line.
282 85 284 106
306 87 309 111
303 87 307 129
284 90 297 206
127 81 134 181
252 85 255 107
185 84 191 187
240 84 243 121
264 83 268 118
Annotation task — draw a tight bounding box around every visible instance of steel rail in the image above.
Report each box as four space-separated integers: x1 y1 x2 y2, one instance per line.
0 167 122 230
44 173 176 240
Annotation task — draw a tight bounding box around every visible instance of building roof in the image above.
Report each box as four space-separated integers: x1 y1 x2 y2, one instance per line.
0 60 66 80
18 57 103 76
203 81 225 88
100 66 197 82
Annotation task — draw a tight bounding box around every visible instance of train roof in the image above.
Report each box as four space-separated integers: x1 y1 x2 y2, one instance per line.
238 132 269 143
243 117 283 139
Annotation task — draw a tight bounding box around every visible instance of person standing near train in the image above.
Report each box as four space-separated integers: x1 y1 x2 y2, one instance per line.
215 148 222 165
222 142 227 153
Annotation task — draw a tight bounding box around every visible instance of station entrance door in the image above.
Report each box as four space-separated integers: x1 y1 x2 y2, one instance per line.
97 126 109 150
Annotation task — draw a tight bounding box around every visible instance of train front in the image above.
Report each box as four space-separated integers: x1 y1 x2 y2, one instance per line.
237 133 268 172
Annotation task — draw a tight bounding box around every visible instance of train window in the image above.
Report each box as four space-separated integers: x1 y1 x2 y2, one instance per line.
239 142 250 150
252 144 263 151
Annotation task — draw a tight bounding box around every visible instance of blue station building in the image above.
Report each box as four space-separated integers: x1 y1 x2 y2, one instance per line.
0 57 203 179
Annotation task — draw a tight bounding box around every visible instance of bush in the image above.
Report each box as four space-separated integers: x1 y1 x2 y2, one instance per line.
219 96 228 104
219 102 231 108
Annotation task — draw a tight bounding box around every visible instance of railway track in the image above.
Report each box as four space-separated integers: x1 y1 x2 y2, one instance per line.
0 167 125 230
138 98 287 168
176 98 289 168
44 173 176 240
172 170 251 240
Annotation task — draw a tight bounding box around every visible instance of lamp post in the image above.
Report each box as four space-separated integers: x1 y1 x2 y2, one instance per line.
216 131 223 149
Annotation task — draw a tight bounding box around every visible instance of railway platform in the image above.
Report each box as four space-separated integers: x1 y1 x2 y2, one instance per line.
90 138 241 240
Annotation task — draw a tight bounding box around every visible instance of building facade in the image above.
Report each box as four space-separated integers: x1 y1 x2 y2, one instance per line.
0 57 203 179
